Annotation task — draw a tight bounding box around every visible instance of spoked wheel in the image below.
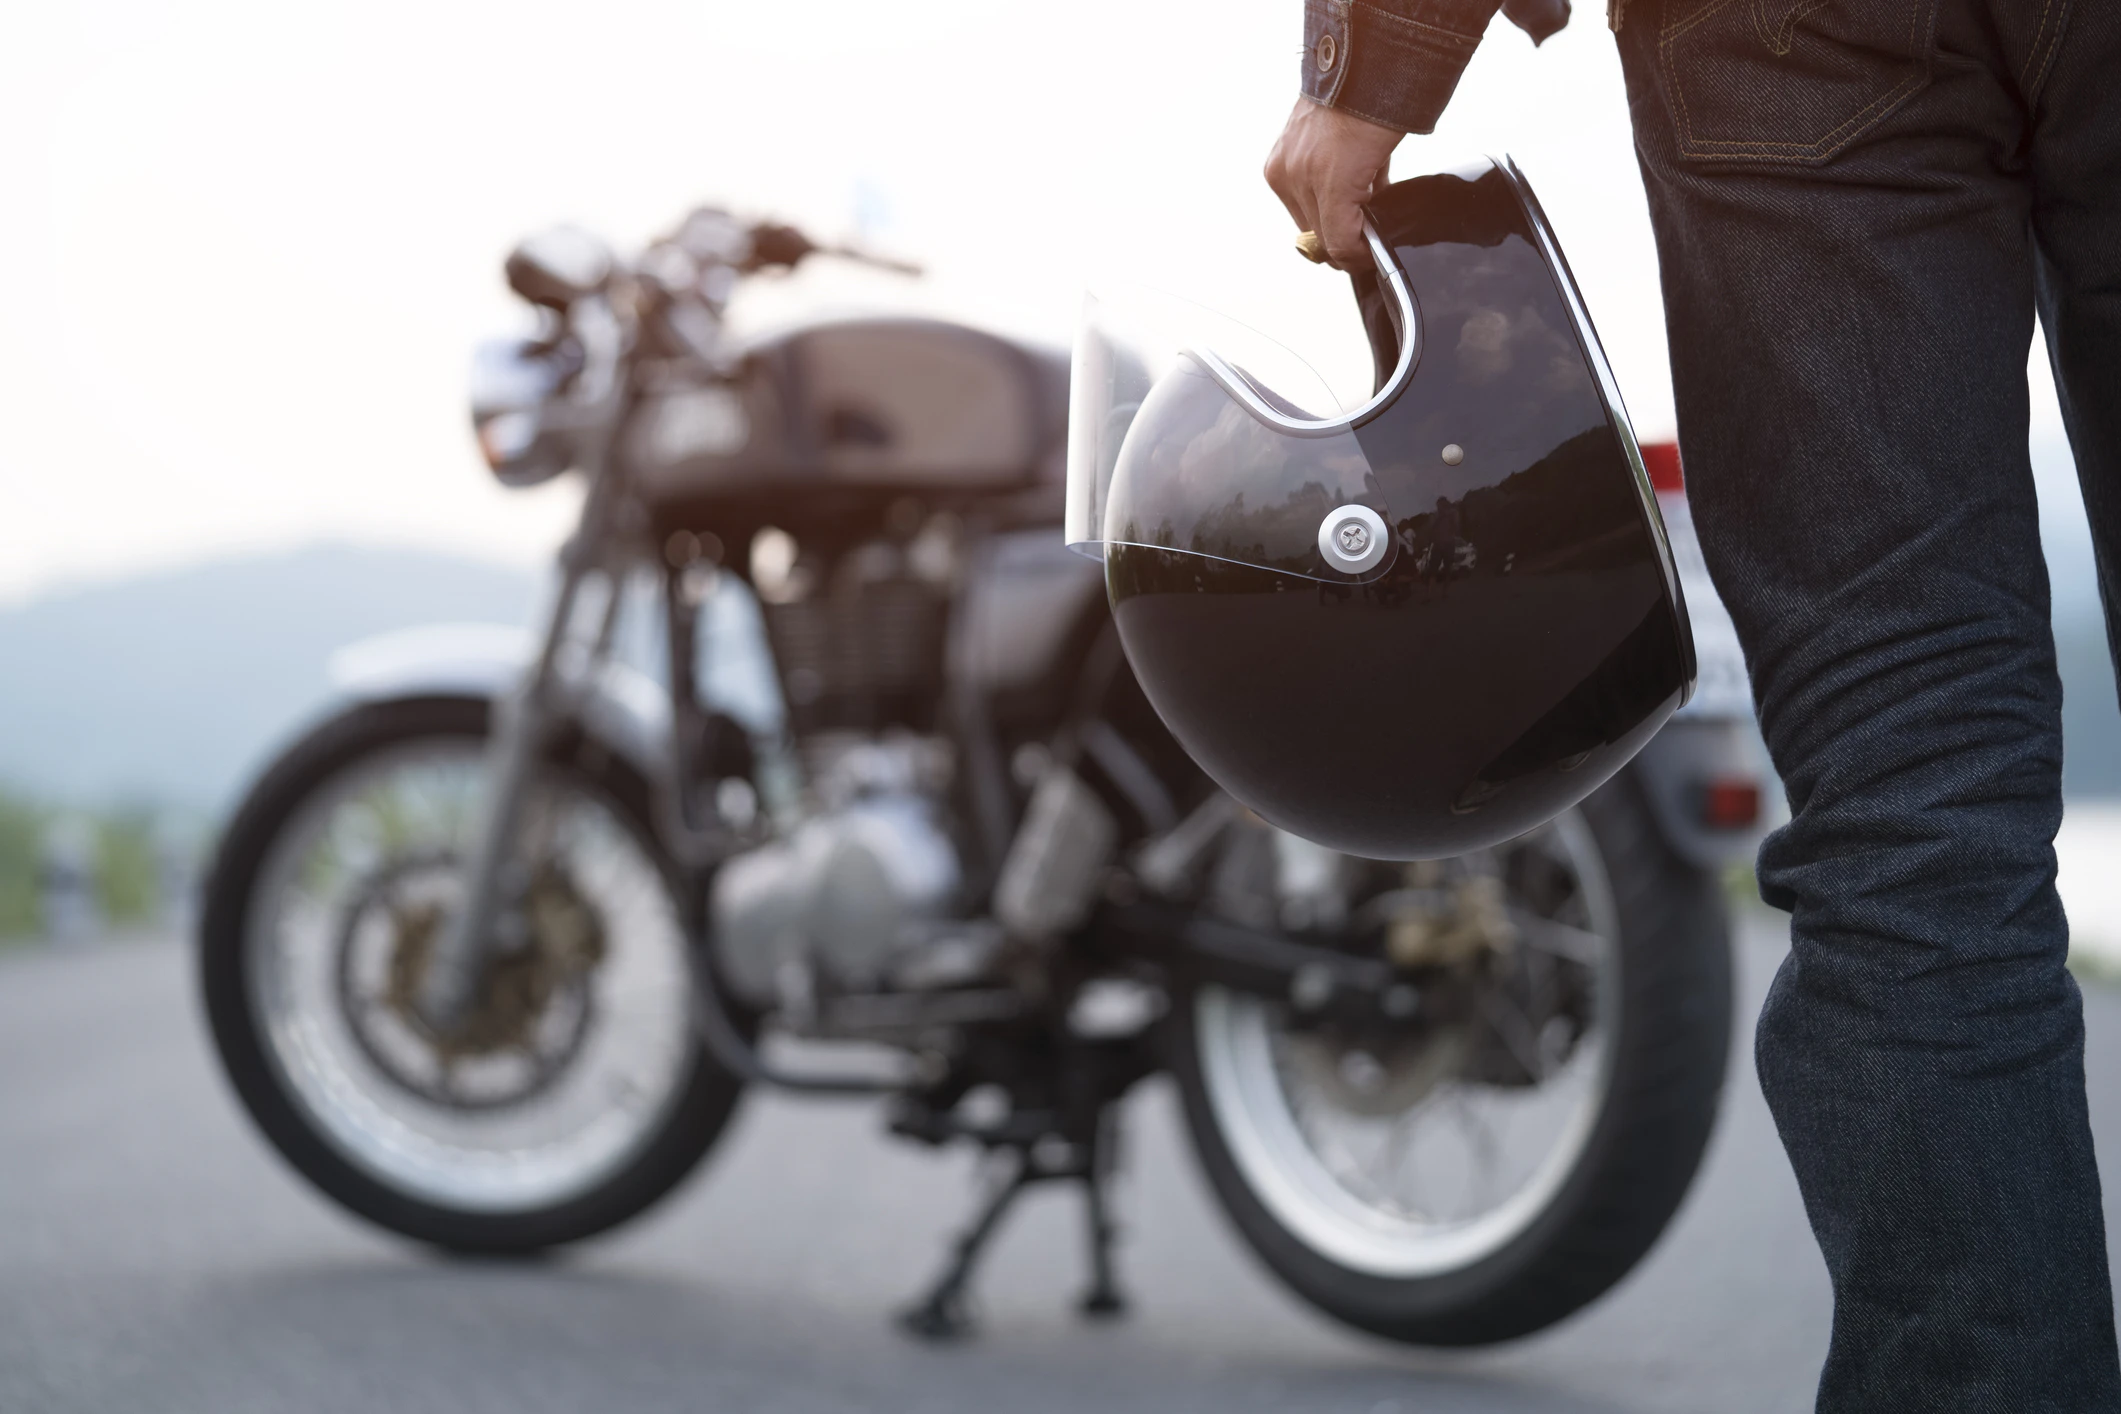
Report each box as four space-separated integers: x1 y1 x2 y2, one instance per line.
1171 778 1732 1345
199 697 744 1253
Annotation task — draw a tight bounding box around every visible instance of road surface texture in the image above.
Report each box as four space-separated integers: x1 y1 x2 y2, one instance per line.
6 913 2121 1414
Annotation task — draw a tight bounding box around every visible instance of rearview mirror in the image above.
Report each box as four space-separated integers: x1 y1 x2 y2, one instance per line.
505 225 613 309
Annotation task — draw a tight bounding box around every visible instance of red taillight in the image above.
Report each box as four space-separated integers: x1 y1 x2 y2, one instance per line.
1700 778 1761 830
1641 441 1685 494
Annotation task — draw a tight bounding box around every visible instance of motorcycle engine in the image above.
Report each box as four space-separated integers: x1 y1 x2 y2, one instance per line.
709 739 967 1009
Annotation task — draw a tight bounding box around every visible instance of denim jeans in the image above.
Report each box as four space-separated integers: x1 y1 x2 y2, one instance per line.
1615 0 2121 1406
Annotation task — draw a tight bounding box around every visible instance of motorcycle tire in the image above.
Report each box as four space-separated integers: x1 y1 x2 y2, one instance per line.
1169 771 1733 1345
199 695 745 1255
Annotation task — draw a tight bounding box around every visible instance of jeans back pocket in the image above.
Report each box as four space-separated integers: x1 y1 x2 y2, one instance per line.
1659 0 1940 165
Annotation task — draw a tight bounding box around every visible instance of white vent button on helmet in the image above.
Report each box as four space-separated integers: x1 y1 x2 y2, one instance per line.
1319 504 1389 573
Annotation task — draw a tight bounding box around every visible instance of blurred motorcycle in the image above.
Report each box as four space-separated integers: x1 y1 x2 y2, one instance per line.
198 207 1763 1344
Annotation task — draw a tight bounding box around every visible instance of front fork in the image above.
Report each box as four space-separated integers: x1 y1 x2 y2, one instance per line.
415 482 628 1031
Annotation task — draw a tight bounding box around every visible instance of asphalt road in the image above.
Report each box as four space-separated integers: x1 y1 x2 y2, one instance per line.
5 914 2120 1414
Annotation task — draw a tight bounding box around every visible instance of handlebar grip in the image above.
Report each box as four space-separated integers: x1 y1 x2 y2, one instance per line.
747 223 817 269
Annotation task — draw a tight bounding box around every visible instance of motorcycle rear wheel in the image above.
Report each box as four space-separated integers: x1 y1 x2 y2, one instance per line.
199 696 745 1254
1169 774 1733 1345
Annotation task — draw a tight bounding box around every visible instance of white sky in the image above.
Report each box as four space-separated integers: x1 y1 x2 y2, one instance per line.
0 0 2082 608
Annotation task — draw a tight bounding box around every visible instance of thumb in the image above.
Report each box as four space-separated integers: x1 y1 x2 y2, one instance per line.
1318 192 1370 271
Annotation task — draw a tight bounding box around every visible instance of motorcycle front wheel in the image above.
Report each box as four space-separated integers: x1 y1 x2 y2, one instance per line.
199 696 744 1254
1170 775 1733 1346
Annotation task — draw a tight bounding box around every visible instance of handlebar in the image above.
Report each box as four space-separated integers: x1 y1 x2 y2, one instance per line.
480 204 920 489
813 243 924 277
506 206 923 394
739 219 923 278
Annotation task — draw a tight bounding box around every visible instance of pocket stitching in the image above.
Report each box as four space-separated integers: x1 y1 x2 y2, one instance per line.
1750 0 1827 56
1660 0 1933 163
2019 0 2065 103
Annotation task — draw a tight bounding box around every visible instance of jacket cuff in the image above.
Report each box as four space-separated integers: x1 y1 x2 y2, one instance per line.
1302 0 1498 134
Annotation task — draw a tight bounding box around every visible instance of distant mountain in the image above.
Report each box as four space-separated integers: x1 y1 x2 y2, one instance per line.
2 539 2119 821
0 545 541 813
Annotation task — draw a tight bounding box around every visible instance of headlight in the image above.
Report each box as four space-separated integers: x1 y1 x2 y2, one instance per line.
475 410 541 469
469 338 582 486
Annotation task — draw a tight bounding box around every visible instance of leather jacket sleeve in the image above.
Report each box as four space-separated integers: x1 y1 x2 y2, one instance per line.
1302 0 1570 134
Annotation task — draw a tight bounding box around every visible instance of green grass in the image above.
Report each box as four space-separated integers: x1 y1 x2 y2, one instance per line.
93 809 162 928
0 785 190 941
1722 860 1764 911
0 790 41 938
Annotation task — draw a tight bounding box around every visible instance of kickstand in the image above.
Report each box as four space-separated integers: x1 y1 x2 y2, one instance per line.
1077 1109 1126 1320
898 1150 1034 1342
897 1107 1133 1342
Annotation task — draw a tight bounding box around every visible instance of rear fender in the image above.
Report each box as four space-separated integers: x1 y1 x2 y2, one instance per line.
1626 716 1773 870
326 623 671 784
1638 476 1770 870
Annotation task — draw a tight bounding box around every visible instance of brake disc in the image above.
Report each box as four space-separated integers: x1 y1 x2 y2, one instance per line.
335 853 605 1110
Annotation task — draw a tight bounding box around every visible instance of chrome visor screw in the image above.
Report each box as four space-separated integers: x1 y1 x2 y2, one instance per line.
1319 503 1389 573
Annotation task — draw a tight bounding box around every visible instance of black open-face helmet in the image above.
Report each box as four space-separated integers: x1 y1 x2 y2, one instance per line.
1067 158 1694 860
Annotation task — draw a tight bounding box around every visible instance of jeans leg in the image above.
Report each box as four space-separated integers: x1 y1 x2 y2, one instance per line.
1617 4 2119 1408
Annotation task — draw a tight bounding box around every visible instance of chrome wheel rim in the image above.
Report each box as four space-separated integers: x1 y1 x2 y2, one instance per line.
1196 808 1621 1278
245 737 697 1214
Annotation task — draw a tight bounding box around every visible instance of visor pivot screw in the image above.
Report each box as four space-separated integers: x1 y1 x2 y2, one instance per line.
1319 503 1390 574
1441 443 1465 466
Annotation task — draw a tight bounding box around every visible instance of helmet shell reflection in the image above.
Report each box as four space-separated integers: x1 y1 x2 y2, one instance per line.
1101 161 1693 859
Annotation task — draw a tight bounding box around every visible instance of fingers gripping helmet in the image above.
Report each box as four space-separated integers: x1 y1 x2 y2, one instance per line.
1067 158 1694 859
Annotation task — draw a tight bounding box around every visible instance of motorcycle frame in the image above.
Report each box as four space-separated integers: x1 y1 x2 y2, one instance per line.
409 288 1076 1094
415 274 1765 1109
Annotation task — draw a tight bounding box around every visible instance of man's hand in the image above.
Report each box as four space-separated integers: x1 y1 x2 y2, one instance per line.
1264 98 1406 270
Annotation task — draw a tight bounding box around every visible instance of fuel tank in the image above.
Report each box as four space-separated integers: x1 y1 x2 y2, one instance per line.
628 317 1070 512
